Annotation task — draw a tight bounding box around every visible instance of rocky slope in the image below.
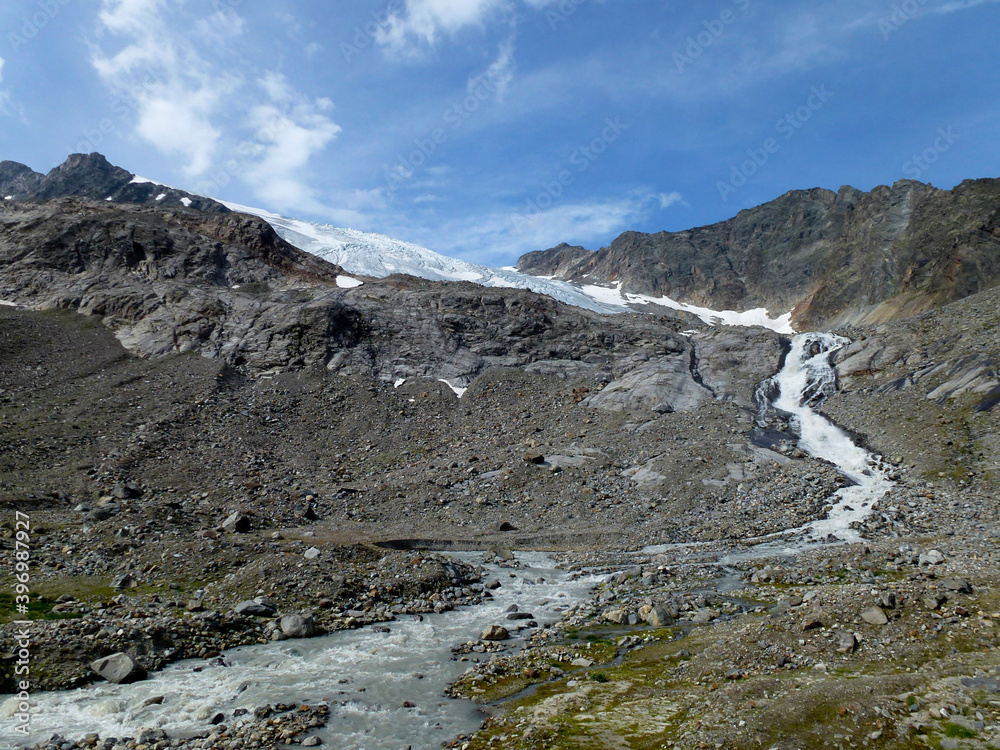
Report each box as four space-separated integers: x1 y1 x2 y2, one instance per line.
518 179 1000 330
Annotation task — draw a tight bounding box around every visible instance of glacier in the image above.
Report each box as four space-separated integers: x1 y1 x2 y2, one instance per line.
220 201 794 333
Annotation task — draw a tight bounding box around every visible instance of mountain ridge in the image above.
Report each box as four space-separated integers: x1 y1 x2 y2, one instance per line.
518 177 1000 329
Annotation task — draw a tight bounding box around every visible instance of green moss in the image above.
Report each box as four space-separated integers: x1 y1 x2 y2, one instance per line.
0 593 82 623
943 722 977 739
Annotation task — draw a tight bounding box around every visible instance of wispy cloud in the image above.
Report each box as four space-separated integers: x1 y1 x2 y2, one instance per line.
0 56 8 115
934 0 1000 12
242 72 343 214
657 191 685 209
410 191 660 265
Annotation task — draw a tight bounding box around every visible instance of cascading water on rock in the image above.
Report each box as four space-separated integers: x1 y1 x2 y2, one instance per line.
758 333 893 545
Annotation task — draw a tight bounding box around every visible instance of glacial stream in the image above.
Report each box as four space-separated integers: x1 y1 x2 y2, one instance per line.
0 553 604 750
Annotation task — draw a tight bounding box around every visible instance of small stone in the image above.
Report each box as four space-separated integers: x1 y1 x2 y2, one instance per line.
802 618 823 632
522 451 545 465
280 614 319 639
304 547 321 560
234 599 276 617
302 738 321 747
571 658 594 668
861 607 889 626
221 512 251 534
835 631 858 654
923 594 948 611
919 549 945 565
942 579 973 594
604 609 625 624
112 574 138 591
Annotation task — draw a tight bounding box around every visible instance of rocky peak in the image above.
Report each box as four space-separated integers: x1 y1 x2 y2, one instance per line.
0 153 227 213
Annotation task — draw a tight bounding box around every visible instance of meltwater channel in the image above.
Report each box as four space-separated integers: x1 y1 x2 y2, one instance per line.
1 553 605 749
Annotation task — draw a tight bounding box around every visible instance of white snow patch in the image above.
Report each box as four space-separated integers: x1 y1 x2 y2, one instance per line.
394 378 406 388
180 197 192 207
579 283 794 334
105 196 113 201
4 196 12 200
0 300 21 308
336 275 363 289
129 176 156 185
155 194 167 202
439 379 468 398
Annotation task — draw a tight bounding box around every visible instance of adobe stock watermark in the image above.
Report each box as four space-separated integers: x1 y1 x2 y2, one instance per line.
65 64 164 155
7 0 72 53
717 85 833 202
341 0 404 62
512 117 628 228
383 65 511 192
194 109 292 198
546 0 588 30
878 0 930 40
674 0 751 73
903 127 959 179
11 510 33 738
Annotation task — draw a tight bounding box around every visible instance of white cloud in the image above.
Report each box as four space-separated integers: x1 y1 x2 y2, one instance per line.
92 0 236 176
0 56 8 115
657 191 685 209
376 0 559 53
241 73 342 214
934 0 1000 12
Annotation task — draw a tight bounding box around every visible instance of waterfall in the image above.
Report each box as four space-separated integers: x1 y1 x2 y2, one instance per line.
762 333 893 545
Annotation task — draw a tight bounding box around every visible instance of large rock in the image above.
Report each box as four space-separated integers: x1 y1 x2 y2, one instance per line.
480 625 509 641
221 512 252 534
583 355 710 414
90 653 146 684
234 599 277 617
280 614 319 639
861 607 889 626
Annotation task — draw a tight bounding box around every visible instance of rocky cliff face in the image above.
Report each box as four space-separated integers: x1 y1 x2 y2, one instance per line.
0 195 776 410
518 179 1000 330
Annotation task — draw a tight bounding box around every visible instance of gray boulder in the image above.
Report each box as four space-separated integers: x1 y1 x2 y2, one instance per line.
91 653 146 684
221 512 252 534
280 614 319 639
234 599 277 617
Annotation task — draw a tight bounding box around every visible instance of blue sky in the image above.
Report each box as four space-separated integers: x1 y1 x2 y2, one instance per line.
0 0 998 266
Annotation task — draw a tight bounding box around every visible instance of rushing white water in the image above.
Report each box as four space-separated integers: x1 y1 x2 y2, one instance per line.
644 333 894 561
763 333 893 546
0 553 603 750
